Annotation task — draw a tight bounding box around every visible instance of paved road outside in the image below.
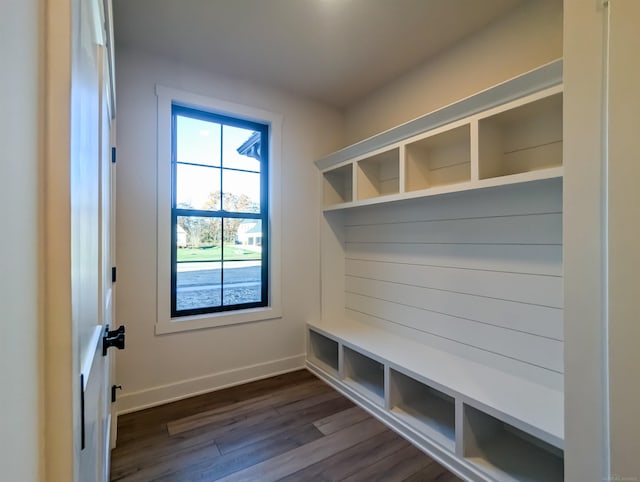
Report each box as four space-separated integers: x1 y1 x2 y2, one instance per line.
176 262 262 310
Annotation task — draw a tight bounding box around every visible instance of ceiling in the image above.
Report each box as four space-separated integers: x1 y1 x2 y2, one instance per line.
113 0 528 108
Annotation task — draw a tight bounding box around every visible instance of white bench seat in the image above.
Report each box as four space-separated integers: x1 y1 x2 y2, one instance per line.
307 317 563 449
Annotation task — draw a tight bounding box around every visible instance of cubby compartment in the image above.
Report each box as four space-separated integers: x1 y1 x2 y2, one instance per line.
308 330 339 375
342 346 385 405
323 164 353 206
389 369 456 451
479 92 562 180
356 147 400 200
463 404 564 482
405 124 471 191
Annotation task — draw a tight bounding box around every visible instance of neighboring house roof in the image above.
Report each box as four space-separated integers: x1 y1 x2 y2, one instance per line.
245 224 262 235
236 131 261 160
237 220 262 238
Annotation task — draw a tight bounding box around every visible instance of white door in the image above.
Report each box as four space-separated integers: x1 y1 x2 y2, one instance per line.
72 0 117 480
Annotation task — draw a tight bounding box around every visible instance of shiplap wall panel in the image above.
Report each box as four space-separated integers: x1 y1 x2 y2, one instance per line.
341 180 563 388
346 276 563 340
345 213 561 246
346 293 562 372
347 242 562 276
347 309 564 391
346 259 563 308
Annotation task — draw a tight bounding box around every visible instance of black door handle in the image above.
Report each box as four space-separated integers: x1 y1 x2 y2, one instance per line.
102 324 125 356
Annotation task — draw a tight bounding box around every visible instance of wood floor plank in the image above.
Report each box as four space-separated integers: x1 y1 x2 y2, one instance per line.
114 374 315 447
111 408 282 479
117 370 317 442
312 405 371 435
216 417 388 482
167 379 330 435
157 424 325 482
216 396 354 455
168 407 281 446
401 462 465 482
341 445 435 482
275 387 343 414
279 428 410 482
110 370 459 482
112 440 220 482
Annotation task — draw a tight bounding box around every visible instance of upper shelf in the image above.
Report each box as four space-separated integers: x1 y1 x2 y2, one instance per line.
318 60 563 211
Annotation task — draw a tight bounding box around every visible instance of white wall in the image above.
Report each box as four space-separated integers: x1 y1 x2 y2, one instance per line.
606 0 640 478
344 0 563 144
564 1 640 480
0 1 42 481
115 48 344 412
563 2 609 480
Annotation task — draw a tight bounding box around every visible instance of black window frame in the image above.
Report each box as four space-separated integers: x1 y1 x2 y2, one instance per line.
170 104 269 317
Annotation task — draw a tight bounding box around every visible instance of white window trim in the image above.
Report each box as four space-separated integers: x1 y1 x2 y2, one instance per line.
155 85 283 335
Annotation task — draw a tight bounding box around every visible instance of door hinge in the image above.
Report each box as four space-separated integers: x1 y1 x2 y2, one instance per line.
112 266 116 283
111 146 117 163
111 385 122 403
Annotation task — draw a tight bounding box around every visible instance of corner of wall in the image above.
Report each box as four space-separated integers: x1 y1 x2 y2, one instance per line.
343 0 563 145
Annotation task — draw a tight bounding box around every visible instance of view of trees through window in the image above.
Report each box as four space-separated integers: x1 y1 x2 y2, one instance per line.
171 105 268 316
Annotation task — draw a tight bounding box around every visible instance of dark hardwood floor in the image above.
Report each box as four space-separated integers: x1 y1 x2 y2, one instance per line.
111 370 462 482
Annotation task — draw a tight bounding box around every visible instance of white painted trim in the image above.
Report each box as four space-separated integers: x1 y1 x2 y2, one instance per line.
44 0 75 480
102 0 116 118
117 354 305 415
103 412 111 482
316 59 563 170
563 2 610 480
607 1 640 477
155 306 283 334
155 85 283 334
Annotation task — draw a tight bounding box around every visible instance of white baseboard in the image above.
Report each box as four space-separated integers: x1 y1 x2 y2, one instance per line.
116 354 306 415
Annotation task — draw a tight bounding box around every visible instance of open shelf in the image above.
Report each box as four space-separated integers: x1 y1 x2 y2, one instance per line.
463 404 564 482
405 124 471 191
323 164 353 206
389 369 456 451
479 92 562 180
308 329 339 375
356 147 400 200
342 346 385 405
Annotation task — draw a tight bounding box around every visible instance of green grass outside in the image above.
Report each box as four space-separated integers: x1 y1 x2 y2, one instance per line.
177 246 261 262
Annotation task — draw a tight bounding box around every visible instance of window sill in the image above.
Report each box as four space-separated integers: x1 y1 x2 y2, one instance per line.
155 306 282 335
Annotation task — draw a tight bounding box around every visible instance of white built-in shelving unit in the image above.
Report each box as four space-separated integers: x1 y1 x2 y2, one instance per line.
320 82 563 211
307 59 565 481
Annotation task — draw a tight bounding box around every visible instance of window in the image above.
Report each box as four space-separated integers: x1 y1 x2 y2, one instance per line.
156 86 282 333
171 105 269 316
